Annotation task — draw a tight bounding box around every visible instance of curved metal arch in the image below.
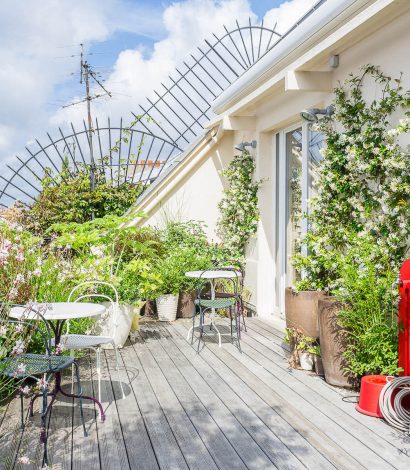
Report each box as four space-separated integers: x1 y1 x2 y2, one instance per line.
130 19 282 148
0 121 181 208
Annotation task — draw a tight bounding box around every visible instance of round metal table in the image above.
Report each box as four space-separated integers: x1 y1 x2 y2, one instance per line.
10 302 107 420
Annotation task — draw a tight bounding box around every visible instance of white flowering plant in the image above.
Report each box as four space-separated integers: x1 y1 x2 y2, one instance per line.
217 150 262 257
294 65 410 292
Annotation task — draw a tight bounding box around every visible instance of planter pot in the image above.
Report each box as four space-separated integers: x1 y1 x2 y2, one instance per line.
356 375 389 418
97 302 134 349
299 352 314 371
177 291 195 318
314 355 325 376
142 300 157 318
285 287 325 339
156 294 179 322
318 297 354 388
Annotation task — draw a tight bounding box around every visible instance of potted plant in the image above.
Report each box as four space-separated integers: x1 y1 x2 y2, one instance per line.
284 328 318 371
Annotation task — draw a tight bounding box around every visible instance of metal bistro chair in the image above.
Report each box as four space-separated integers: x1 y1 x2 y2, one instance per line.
190 270 241 352
60 281 124 404
213 261 247 337
0 304 86 468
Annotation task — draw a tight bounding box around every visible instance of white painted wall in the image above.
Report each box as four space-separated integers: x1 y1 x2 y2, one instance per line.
133 6 410 318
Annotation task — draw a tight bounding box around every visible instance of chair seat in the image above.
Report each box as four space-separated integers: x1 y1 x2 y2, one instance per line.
195 298 236 308
1 353 74 378
60 334 114 349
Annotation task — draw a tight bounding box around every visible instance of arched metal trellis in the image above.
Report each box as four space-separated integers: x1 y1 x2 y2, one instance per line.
0 7 325 208
130 19 283 147
0 119 181 208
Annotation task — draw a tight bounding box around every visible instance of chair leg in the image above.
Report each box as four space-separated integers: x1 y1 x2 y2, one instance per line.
96 347 102 405
40 386 49 467
71 349 75 394
234 304 241 352
113 342 125 399
197 308 204 353
240 298 247 332
19 393 24 430
229 307 233 337
190 306 196 345
73 361 87 437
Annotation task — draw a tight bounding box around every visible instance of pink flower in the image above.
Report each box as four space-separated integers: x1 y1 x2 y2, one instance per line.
37 377 48 390
17 456 30 464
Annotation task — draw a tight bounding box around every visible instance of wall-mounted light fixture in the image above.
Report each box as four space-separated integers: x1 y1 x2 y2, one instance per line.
300 105 334 122
234 140 257 152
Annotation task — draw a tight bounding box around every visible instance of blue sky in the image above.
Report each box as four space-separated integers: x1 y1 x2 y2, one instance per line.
0 0 316 168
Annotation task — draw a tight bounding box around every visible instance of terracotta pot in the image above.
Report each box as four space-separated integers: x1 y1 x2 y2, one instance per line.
318 297 354 388
142 300 157 318
177 291 195 318
285 287 325 339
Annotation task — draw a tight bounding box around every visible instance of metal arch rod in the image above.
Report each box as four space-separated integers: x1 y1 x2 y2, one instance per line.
182 61 216 98
257 19 264 59
142 143 178 192
167 74 210 115
95 118 104 161
70 123 86 165
82 119 92 150
189 54 225 92
138 135 155 183
133 109 178 146
118 117 123 164
159 83 204 127
249 18 255 64
15 155 45 184
144 99 190 144
5 165 41 194
25 147 59 186
197 46 232 86
235 20 252 67
204 39 240 78
59 127 79 172
108 117 114 184
223 25 249 70
153 90 197 138
0 175 36 201
130 132 145 184
265 22 279 52
211 33 247 72
124 127 134 184
143 140 165 190
34 139 63 178
47 132 74 178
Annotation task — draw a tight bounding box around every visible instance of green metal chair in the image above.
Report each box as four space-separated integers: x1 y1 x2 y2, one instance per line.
0 304 86 467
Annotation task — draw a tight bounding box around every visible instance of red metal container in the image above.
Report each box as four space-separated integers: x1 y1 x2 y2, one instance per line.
356 375 389 418
398 259 410 376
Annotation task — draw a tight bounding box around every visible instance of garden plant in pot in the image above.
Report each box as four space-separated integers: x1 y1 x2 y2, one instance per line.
284 328 319 371
292 66 409 387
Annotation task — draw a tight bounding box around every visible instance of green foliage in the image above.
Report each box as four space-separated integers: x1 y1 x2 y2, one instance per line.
293 65 410 291
24 158 143 234
217 150 261 257
333 239 401 378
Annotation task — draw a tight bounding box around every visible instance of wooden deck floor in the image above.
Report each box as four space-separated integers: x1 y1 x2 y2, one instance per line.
0 318 409 469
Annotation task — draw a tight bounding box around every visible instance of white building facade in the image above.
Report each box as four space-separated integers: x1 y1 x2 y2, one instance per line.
130 0 410 320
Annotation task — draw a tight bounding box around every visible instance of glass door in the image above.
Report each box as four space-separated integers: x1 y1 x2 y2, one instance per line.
286 127 303 287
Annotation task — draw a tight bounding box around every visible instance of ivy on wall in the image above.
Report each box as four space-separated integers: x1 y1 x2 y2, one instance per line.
217 149 261 257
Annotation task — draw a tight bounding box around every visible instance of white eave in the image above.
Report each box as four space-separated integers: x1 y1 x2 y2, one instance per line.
210 0 408 123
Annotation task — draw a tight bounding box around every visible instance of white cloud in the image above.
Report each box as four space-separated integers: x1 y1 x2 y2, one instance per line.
0 0 319 175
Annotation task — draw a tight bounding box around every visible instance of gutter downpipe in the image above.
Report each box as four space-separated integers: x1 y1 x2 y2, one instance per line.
212 0 369 114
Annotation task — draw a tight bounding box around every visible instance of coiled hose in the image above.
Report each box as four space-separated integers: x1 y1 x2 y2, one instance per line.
379 376 410 432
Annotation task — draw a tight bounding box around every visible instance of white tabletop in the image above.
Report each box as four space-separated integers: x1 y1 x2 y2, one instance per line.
185 270 241 279
9 302 106 321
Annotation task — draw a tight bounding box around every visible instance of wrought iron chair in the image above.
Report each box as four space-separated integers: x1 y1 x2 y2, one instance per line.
0 304 86 468
59 281 124 404
190 270 241 352
213 261 247 336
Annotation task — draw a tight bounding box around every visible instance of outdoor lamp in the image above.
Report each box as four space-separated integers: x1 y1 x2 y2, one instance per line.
234 140 257 151
300 105 334 122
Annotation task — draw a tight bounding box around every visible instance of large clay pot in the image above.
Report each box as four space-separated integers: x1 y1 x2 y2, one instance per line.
318 297 353 388
177 291 195 318
285 287 325 339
